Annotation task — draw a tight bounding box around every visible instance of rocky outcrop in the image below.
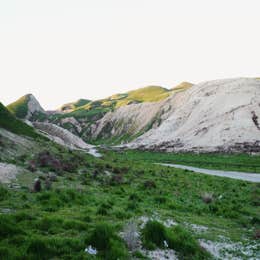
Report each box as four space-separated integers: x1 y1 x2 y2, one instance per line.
0 163 21 183
7 94 45 120
26 94 45 119
129 78 260 153
91 90 189 142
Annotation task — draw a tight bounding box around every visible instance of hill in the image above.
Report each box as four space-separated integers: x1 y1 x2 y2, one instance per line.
130 78 260 153
59 99 91 112
0 102 40 138
39 84 192 143
7 94 45 119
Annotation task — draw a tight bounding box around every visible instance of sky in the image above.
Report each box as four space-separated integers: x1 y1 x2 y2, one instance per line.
0 0 260 110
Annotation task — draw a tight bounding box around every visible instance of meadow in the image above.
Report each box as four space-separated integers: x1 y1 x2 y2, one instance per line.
0 148 259 259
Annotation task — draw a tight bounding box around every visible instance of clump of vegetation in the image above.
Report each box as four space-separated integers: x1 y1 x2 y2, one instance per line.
28 150 84 173
87 222 129 259
6 95 29 118
141 221 210 259
142 220 167 249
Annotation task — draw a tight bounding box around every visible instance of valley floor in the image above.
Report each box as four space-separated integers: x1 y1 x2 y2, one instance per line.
0 147 259 259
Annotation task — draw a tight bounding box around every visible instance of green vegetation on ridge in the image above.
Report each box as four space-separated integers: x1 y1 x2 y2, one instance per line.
7 94 30 119
0 103 41 139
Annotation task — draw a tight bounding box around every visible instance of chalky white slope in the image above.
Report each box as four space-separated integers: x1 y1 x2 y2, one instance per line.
130 78 260 152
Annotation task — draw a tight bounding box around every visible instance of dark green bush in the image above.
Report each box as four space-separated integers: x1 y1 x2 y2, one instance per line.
88 223 113 251
142 220 167 249
87 222 129 259
105 239 129 260
167 225 210 259
141 221 210 259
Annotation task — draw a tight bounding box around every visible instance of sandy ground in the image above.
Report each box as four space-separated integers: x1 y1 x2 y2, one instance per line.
158 163 260 183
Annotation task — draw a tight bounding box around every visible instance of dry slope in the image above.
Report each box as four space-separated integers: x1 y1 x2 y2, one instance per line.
129 78 260 153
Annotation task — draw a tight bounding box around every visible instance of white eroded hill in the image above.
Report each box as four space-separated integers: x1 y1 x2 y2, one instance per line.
129 78 260 153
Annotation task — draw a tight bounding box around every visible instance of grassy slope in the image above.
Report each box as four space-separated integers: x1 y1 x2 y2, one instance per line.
0 146 259 259
59 99 91 112
7 95 29 119
0 102 40 139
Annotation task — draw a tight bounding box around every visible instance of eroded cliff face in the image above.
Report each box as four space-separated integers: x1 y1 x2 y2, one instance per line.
128 78 260 153
33 122 93 150
26 94 45 119
90 89 192 143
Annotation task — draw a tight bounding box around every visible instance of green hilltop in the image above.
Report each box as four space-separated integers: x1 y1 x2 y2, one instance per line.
7 94 31 119
0 102 40 138
59 99 91 112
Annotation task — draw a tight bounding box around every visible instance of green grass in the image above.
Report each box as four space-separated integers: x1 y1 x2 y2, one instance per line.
116 150 260 173
142 220 210 259
7 94 30 119
60 99 91 112
0 102 41 139
0 146 259 259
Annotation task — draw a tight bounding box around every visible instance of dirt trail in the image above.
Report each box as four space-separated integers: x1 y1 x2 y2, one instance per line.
158 163 260 182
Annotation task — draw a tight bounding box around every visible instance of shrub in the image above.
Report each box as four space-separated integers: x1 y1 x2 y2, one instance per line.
88 223 114 251
105 239 129 260
87 222 129 259
142 221 167 249
166 225 210 259
141 221 209 259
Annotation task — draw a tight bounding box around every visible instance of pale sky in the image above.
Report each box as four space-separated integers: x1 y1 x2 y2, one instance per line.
1 0 260 110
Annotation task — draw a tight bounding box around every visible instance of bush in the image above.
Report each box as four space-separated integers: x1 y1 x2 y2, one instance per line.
142 221 167 249
166 225 210 259
87 222 129 259
88 223 113 251
105 239 129 260
141 221 209 259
